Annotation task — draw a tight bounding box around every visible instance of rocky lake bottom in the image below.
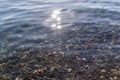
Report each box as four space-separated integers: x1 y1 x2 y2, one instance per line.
1 0 120 79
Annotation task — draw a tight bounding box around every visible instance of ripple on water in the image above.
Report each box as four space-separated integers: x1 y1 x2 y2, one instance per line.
0 0 120 59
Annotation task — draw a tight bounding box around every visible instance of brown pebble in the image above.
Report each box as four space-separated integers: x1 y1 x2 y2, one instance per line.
15 77 23 80
100 69 106 73
33 68 45 74
0 63 5 67
100 75 105 79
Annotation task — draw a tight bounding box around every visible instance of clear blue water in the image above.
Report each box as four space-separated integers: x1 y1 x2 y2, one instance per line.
0 0 120 58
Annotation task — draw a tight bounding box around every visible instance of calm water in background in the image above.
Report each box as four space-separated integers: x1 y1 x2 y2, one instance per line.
0 0 120 59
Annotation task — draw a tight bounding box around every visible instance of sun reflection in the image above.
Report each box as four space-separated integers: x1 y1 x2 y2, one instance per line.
50 9 63 30
57 17 61 21
51 24 57 28
51 14 57 19
53 10 61 15
44 9 75 30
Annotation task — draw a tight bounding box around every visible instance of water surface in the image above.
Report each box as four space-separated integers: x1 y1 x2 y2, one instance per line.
0 0 120 58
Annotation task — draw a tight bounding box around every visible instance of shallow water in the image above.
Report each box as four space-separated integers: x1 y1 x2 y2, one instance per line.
0 0 120 58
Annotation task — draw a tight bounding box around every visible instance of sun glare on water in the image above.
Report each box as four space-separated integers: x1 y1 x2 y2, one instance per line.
50 9 62 30
44 9 75 31
44 9 63 30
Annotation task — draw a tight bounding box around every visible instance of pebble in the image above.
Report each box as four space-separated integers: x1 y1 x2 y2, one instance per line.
67 68 72 72
33 68 45 74
81 58 86 61
100 75 105 79
111 69 117 72
109 77 114 80
113 76 118 80
0 63 4 67
1 74 10 79
113 70 120 74
100 69 106 73
15 77 23 80
50 67 55 71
